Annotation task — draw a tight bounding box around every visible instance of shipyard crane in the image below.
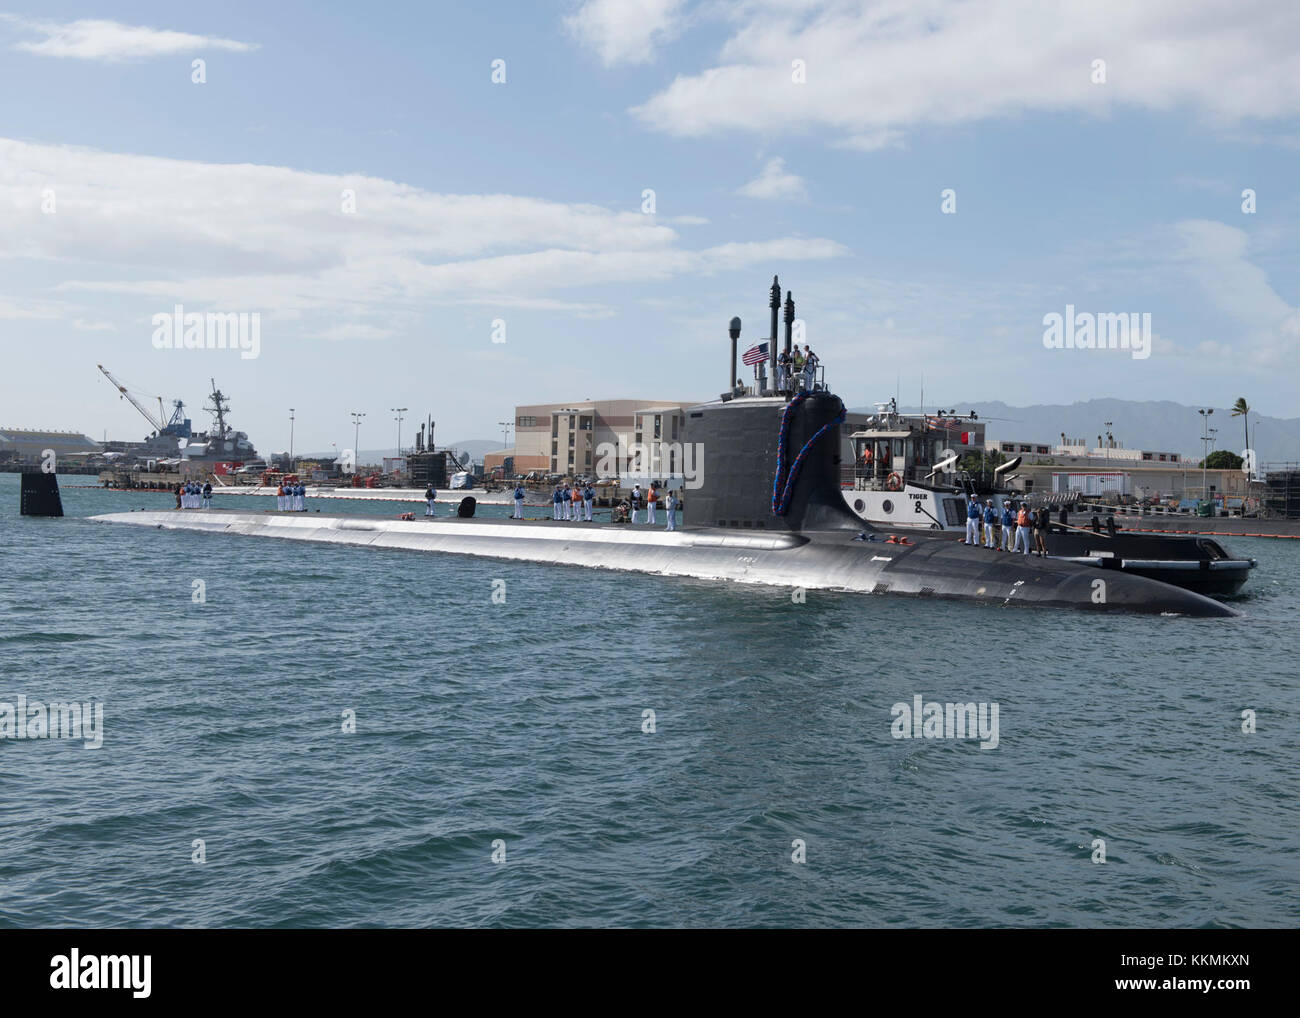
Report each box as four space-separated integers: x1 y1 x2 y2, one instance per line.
97 364 165 435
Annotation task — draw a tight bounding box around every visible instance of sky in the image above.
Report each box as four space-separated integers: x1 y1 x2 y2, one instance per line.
1 0 1297 457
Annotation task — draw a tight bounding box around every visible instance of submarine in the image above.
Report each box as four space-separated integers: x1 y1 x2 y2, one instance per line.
89 278 1237 618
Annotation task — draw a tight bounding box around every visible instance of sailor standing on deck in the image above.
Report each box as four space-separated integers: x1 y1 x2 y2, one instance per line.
552 485 562 520
275 482 285 511
630 484 643 524
647 483 658 525
964 493 980 545
1000 499 1014 551
562 484 572 520
983 499 996 548
297 482 307 511
512 482 525 519
1034 505 1050 557
1014 503 1032 555
202 481 212 510
665 489 677 530
425 483 436 516
571 482 583 522
583 482 594 521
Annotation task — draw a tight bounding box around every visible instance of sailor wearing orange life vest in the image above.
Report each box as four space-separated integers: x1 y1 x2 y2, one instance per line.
647 483 659 524
570 483 583 522
1014 503 1032 554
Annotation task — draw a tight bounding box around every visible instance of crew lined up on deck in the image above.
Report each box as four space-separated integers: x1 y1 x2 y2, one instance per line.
963 492 1051 556
541 479 680 530
276 481 307 511
176 480 212 509
553 481 595 521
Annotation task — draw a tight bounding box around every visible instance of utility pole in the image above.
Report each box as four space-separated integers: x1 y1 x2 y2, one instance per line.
289 408 295 466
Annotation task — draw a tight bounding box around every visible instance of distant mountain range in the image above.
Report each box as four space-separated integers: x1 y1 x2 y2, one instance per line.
850 399 1300 465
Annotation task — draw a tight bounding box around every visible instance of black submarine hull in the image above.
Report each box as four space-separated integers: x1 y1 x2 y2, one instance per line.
84 279 1241 619
86 508 1235 616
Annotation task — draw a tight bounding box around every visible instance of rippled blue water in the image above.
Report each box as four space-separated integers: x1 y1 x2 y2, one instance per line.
2 473 1297 927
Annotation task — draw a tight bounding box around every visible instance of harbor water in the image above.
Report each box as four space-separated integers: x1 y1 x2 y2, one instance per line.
2 474 1297 927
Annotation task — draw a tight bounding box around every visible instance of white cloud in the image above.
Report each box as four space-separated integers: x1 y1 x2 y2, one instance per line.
737 157 807 199
0 137 845 338
0 15 257 61
630 0 1300 145
72 318 117 332
564 0 686 66
1170 219 1298 364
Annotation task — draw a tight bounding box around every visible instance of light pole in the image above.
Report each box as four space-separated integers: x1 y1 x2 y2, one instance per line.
289 408 295 466
1198 408 1213 501
497 419 513 476
350 412 365 473
391 407 408 467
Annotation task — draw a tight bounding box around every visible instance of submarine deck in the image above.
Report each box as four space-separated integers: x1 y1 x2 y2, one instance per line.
87 507 1239 616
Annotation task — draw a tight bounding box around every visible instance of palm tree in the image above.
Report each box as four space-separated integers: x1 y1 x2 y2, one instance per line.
1231 398 1251 478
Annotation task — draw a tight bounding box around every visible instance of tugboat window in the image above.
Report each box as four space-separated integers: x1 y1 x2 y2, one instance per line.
882 499 894 513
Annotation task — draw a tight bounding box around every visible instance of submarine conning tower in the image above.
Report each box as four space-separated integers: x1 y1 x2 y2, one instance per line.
684 277 867 534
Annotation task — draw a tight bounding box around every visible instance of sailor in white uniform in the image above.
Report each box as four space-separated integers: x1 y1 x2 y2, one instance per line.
582 483 594 522
513 483 525 519
630 485 642 524
665 489 677 531
961 496 977 546
646 484 658 525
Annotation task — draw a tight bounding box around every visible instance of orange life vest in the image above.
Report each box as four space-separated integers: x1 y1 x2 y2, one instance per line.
1016 509 1028 526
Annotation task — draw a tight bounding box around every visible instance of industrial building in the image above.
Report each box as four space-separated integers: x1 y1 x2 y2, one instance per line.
985 438 1246 499
0 428 101 466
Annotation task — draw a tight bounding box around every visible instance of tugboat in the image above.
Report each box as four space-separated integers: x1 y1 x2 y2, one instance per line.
842 399 1254 596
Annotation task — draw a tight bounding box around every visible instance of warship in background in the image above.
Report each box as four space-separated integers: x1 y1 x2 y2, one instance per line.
97 365 259 469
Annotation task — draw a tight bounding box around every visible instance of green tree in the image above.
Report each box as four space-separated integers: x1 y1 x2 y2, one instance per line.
1201 450 1243 470
1231 397 1251 472
958 449 1006 475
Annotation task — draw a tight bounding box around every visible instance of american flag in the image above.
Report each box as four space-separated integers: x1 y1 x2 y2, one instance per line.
741 341 768 366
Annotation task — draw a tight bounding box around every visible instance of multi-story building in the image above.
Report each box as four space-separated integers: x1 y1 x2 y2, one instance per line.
486 399 698 481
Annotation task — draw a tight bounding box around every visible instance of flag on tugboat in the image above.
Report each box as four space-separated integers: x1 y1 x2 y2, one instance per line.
741 341 769 366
